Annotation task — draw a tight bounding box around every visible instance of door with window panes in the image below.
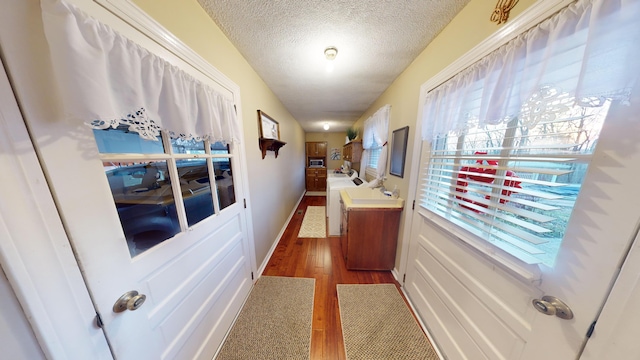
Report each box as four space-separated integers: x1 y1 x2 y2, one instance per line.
1 0 256 358
407 87 640 360
404 1 640 358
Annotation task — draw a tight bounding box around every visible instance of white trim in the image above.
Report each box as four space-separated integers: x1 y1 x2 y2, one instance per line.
400 0 572 288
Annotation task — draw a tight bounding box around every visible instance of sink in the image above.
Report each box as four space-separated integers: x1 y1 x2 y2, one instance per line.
343 187 404 207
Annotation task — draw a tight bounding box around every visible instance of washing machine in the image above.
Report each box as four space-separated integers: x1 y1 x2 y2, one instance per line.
326 170 358 216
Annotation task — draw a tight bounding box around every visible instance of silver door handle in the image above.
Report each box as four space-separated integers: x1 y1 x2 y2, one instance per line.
532 295 573 319
113 290 147 313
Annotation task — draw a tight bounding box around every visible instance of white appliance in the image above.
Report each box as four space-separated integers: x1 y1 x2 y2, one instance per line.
326 170 358 216
326 177 368 236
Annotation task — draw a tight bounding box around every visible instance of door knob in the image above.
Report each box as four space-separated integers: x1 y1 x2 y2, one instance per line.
532 295 573 319
113 290 147 313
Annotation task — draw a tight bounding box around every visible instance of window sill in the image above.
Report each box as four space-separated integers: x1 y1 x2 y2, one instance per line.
417 207 542 284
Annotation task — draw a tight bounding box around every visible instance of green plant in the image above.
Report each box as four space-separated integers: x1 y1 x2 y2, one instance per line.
346 127 358 140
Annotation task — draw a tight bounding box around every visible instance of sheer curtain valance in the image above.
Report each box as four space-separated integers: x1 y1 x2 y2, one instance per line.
361 104 390 186
422 0 640 140
40 0 241 143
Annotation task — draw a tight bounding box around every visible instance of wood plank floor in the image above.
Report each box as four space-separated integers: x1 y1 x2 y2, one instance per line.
262 194 410 360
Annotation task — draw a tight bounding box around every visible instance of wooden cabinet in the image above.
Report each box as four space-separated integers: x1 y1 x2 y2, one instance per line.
306 142 327 157
305 141 327 191
306 167 327 191
340 199 401 270
343 140 362 162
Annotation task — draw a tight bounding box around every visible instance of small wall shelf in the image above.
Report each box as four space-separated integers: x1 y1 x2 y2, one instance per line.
259 137 286 159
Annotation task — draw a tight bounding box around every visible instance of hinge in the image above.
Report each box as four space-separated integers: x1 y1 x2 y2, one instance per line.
586 320 596 338
95 312 103 328
251 271 254 280
402 274 406 283
244 199 247 208
412 200 415 210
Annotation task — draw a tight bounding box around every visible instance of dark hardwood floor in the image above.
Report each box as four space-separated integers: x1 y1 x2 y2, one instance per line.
262 194 405 360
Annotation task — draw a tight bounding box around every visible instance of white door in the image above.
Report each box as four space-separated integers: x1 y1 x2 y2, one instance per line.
0 1 255 359
404 82 640 358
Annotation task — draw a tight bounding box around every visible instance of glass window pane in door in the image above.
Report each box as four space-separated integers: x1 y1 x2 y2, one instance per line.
176 159 214 226
171 138 205 154
93 126 164 154
105 160 179 257
213 157 235 210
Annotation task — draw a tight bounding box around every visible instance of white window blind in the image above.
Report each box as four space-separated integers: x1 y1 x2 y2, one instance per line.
367 147 382 169
419 0 639 266
422 97 609 265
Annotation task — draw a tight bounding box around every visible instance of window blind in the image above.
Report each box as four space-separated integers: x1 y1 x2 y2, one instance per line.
418 0 638 266
367 147 382 169
421 99 608 265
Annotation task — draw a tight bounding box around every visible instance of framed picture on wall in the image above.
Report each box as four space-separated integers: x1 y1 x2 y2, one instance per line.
389 126 409 178
330 148 341 160
257 110 280 140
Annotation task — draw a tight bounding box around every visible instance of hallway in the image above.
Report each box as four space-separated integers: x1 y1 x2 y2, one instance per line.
262 195 410 360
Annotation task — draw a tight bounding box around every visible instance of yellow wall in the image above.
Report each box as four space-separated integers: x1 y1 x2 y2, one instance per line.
305 132 348 170
352 0 538 268
132 0 306 267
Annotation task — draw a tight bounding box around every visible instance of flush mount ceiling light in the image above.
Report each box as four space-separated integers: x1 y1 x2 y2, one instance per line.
324 46 338 60
323 122 330 130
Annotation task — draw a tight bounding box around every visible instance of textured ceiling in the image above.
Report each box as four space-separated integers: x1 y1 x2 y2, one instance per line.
197 0 470 132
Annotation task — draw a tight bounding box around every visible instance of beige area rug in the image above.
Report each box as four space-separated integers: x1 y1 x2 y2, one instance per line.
305 191 326 196
297 206 326 238
337 284 439 360
216 276 315 360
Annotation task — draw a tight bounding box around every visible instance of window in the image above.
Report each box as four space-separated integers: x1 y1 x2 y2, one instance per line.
95 126 235 257
417 0 640 267
421 92 609 266
367 147 382 169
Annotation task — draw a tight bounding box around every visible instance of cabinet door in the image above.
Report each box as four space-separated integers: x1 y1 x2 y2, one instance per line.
316 142 327 157
316 169 327 191
305 142 315 156
305 168 316 191
350 142 362 162
343 144 351 161
345 209 401 270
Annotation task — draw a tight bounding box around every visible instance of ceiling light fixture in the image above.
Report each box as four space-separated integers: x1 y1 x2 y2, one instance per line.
323 123 330 130
324 46 338 61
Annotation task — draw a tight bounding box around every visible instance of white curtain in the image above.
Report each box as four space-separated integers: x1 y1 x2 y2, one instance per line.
361 105 391 187
40 0 241 143
422 0 640 140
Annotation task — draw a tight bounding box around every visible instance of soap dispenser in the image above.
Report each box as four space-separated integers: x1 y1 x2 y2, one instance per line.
392 185 399 199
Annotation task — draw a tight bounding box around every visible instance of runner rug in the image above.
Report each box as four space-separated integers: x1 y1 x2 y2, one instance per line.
337 284 439 360
216 276 315 360
297 206 326 238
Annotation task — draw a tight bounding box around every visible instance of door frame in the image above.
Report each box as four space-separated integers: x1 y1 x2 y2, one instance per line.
0 55 112 359
0 0 256 357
